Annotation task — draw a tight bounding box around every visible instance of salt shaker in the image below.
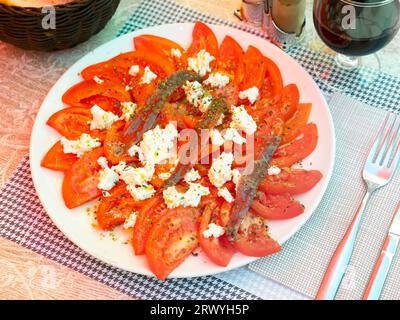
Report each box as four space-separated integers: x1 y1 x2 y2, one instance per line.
241 0 265 27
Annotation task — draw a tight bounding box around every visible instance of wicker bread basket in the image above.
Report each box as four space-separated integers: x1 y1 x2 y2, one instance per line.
0 0 120 51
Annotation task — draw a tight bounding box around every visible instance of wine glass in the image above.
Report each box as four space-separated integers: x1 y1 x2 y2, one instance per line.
313 0 400 91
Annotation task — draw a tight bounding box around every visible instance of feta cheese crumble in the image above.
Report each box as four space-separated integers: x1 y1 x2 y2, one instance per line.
208 152 234 188
183 81 212 113
129 65 140 77
230 105 257 135
239 86 259 104
93 76 104 84
268 165 281 176
112 162 155 186
127 184 155 201
232 168 242 188
140 66 157 84
187 49 215 76
203 72 230 88
61 133 101 158
210 129 224 146
127 145 144 162
123 212 137 229
217 187 234 203
202 223 225 239
184 168 201 183
170 48 182 58
120 102 137 121
90 104 119 131
97 157 119 191
223 128 247 145
163 183 210 209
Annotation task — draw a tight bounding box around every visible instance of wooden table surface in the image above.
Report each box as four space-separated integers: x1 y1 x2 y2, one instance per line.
0 0 399 300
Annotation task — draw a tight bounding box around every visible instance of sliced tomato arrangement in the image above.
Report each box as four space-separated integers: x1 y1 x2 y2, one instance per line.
41 22 323 280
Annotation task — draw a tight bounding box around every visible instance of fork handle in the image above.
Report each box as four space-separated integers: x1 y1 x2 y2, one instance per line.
315 191 371 300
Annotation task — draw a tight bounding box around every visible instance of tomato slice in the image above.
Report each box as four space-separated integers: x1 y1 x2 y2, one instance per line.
281 103 312 145
271 123 318 167
251 193 304 220
234 212 281 257
62 79 131 108
217 35 244 77
260 57 283 99
104 121 137 165
62 148 103 209
81 50 175 83
237 46 267 91
161 102 200 129
132 195 165 255
145 207 201 280
96 182 138 230
198 205 235 266
273 84 300 121
186 21 219 58
41 141 77 171
259 168 323 195
47 107 92 140
80 95 122 114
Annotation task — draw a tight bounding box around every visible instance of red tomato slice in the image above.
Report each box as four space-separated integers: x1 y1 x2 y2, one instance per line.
198 205 235 267
80 95 122 114
274 84 300 121
186 21 219 58
96 182 137 230
260 57 284 99
259 168 323 195
281 103 312 145
234 212 281 257
271 123 318 167
81 50 175 83
104 121 137 165
47 107 92 140
62 79 131 108
145 207 201 280
62 148 103 209
217 35 244 77
41 141 77 172
237 46 267 91
251 193 304 220
161 102 200 129
132 195 165 255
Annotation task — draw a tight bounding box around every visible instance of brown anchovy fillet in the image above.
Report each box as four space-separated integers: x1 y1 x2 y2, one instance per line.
226 135 281 242
123 70 201 146
158 97 229 192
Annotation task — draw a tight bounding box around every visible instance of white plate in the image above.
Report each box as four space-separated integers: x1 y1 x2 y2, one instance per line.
30 23 335 279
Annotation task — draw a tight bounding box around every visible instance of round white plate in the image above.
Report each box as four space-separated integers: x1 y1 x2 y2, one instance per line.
30 23 335 279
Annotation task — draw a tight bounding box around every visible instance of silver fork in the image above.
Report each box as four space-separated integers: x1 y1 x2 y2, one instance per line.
316 113 400 300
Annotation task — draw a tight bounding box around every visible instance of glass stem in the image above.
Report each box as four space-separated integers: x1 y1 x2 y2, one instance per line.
335 54 359 70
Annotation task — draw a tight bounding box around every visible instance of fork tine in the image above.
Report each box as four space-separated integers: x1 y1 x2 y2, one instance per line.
379 114 399 166
387 115 400 169
369 114 390 164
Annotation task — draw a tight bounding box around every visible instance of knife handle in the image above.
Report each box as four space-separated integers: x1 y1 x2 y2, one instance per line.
363 234 399 300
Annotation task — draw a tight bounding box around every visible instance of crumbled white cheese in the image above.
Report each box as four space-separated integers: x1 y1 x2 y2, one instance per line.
183 81 212 113
140 66 157 84
232 168 242 188
223 128 247 145
208 152 234 188
216 114 225 126
210 129 225 146
129 65 140 76
127 184 155 201
170 48 182 58
203 72 230 88
89 104 119 131
239 86 259 104
163 183 210 209
125 85 133 91
97 168 119 191
123 212 137 229
112 162 155 186
93 76 104 84
268 165 281 176
139 123 178 165
184 168 201 183
158 172 172 181
187 49 215 76
127 145 144 162
217 187 234 203
97 156 109 169
202 223 225 239
120 102 137 121
230 105 257 135
61 134 101 158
